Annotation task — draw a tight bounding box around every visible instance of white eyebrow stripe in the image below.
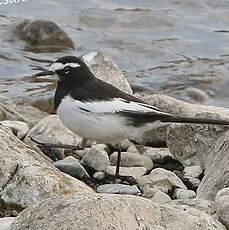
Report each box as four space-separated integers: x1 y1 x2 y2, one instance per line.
50 62 81 71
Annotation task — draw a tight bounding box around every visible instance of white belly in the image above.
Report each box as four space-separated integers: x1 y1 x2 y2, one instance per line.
57 95 166 144
56 96 139 143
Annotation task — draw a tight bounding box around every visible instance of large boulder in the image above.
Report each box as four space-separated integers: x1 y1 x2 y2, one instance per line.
12 20 75 52
82 52 133 94
0 125 93 211
24 115 82 161
196 130 229 200
10 193 226 230
0 96 48 127
134 93 229 147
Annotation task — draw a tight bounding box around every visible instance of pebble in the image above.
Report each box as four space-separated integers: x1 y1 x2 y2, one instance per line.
138 146 174 164
93 172 106 181
81 146 110 172
143 187 171 204
183 165 203 178
173 188 196 199
53 156 89 179
96 184 141 195
138 168 187 194
110 152 153 171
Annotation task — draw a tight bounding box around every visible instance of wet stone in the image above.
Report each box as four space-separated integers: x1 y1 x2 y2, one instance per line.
13 20 75 51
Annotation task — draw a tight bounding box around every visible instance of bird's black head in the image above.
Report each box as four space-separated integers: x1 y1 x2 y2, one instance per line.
50 56 92 84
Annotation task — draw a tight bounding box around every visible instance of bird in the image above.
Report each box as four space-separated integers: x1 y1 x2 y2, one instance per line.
36 55 229 182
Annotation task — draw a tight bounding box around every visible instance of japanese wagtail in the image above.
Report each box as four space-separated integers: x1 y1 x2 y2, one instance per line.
36 56 229 182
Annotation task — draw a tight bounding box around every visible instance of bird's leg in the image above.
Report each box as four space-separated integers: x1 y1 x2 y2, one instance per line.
113 143 122 183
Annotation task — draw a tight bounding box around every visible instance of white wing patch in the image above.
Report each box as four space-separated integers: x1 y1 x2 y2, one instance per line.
63 96 171 116
50 62 81 71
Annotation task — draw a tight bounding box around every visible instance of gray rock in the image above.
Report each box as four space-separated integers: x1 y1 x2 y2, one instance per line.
75 148 90 158
126 145 139 153
0 217 15 230
13 20 75 51
170 198 216 215
111 139 135 152
105 166 147 179
53 156 89 179
93 172 106 181
143 187 171 204
196 130 229 200
82 52 133 94
10 193 226 230
185 87 209 102
25 115 82 161
110 152 153 171
173 188 196 199
138 146 174 164
0 120 29 140
135 93 229 148
183 165 203 178
138 168 187 194
96 184 140 195
0 125 93 211
80 146 110 172
0 96 48 127
215 187 229 202
215 188 229 228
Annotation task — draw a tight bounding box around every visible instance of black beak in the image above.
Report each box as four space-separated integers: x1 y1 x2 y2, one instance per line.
34 70 55 77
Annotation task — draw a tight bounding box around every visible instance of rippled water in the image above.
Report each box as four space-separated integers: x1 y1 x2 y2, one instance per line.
1 0 229 109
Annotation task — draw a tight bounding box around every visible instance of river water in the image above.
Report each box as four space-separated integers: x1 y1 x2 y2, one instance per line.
1 0 229 110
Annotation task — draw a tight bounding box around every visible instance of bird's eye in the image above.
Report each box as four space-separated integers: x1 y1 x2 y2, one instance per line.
63 66 70 74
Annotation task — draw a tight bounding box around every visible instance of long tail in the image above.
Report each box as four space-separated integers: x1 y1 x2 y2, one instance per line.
160 116 229 125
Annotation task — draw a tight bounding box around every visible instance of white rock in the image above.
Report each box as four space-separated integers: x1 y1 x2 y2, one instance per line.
96 184 140 195
10 193 226 230
143 187 171 204
173 188 196 199
0 125 93 211
183 165 203 178
0 217 15 230
0 120 29 140
138 168 187 194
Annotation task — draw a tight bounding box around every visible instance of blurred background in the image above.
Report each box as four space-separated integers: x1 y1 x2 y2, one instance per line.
1 0 229 112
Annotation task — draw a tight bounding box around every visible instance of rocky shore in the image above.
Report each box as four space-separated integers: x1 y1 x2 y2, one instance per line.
1 74 229 229
0 19 229 230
